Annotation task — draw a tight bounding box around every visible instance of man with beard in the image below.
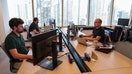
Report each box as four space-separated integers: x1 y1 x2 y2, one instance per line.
5 18 32 61
29 17 40 37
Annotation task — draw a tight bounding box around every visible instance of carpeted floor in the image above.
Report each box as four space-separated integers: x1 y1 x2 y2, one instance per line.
0 48 15 74
115 41 132 59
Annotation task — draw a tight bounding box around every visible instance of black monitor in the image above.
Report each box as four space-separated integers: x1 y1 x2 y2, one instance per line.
67 22 77 40
49 19 56 29
118 18 129 26
69 21 75 30
31 29 62 70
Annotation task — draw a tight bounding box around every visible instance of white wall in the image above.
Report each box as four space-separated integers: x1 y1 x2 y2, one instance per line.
0 0 10 44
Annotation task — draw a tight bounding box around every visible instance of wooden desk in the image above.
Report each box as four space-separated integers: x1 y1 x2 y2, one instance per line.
70 40 132 72
18 29 132 74
18 40 132 74
17 47 81 74
83 67 132 74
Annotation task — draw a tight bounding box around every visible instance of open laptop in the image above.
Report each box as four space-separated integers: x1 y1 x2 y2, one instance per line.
77 37 88 46
39 26 51 33
44 26 51 32
77 37 93 46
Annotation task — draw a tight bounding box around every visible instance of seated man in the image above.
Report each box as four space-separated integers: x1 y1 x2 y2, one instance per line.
29 17 40 37
80 18 105 43
5 18 32 62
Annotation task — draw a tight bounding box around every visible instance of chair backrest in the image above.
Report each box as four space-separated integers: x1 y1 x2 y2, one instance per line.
0 42 12 60
126 29 132 42
104 34 111 43
24 25 29 32
24 25 30 39
0 42 21 62
0 42 22 73
112 26 123 42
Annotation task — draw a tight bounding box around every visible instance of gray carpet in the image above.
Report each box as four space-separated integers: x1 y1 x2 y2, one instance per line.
115 41 132 59
0 48 15 74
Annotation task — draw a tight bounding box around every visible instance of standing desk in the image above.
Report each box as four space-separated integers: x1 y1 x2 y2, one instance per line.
17 28 132 74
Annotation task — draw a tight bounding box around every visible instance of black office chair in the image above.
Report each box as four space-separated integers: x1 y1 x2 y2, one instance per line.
0 42 22 73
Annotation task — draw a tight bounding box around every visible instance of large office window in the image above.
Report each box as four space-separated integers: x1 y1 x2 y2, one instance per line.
34 0 62 27
89 0 112 26
7 0 132 27
112 0 132 25
64 0 88 26
7 0 33 26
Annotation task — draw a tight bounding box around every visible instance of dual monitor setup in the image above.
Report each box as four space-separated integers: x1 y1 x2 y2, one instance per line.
43 18 56 30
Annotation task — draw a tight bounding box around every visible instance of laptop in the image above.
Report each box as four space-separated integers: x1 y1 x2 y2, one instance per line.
77 37 87 46
44 26 51 32
77 37 93 46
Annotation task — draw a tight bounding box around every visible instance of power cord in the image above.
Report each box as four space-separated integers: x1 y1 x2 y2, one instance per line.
57 52 69 58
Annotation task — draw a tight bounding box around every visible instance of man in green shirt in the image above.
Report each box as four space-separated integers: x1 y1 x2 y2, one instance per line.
5 18 32 62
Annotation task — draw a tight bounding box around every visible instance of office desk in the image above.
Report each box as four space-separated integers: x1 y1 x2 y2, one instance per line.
18 29 132 74
17 47 81 74
70 40 132 72
18 40 132 74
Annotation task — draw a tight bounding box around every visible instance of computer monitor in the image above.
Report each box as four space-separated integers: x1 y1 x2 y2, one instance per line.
49 19 56 29
31 29 62 70
69 21 75 30
69 21 76 34
118 18 130 26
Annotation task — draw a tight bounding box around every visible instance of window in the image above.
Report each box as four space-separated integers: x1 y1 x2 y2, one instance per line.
89 0 112 26
64 0 88 26
34 0 62 27
112 0 132 25
7 0 32 26
7 0 132 27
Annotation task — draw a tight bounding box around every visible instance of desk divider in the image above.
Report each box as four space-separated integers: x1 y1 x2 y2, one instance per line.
57 28 91 73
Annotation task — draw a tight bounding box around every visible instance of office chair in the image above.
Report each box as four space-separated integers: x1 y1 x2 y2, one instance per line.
24 25 32 42
104 34 111 43
0 42 22 73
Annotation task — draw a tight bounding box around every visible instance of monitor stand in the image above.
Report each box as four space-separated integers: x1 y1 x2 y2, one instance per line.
57 32 64 52
38 58 62 70
57 44 64 52
38 41 62 70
